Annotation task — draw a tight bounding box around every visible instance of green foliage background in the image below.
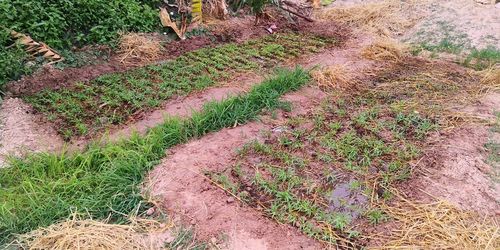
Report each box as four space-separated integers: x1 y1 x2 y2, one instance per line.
0 0 163 88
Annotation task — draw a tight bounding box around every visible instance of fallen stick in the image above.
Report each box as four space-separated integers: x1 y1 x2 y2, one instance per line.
279 6 314 22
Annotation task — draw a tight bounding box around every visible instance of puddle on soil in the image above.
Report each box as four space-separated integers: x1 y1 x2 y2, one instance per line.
328 180 368 219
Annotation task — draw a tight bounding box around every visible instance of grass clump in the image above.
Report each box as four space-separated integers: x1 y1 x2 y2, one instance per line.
166 228 209 250
464 46 500 70
0 68 310 244
24 33 331 140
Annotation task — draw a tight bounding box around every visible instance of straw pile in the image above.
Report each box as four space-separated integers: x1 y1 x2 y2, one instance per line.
16 213 172 250
480 66 500 87
118 33 162 66
311 64 356 90
203 0 229 20
379 197 500 249
318 0 427 37
361 38 407 62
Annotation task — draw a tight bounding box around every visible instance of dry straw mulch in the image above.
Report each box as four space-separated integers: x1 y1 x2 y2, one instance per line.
318 0 427 38
15 213 172 250
377 197 500 249
118 33 163 66
311 64 357 90
361 38 407 62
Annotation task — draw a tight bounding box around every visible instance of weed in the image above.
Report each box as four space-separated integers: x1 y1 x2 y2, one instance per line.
420 38 464 55
166 228 208 250
366 209 387 225
464 46 500 70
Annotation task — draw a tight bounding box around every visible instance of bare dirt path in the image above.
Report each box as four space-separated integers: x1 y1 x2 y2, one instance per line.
0 98 63 167
411 92 500 214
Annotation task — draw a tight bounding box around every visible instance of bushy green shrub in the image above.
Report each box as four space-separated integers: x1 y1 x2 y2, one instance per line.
0 30 34 90
0 0 162 48
0 0 163 90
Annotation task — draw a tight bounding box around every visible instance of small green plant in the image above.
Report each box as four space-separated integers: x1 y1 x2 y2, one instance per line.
463 46 500 70
366 209 387 225
166 228 208 250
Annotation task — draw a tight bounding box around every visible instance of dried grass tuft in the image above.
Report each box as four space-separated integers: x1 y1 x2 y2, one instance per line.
16 213 172 250
203 0 229 20
118 33 163 66
311 64 357 90
361 39 407 62
318 0 426 37
378 196 500 249
369 58 497 129
480 65 500 87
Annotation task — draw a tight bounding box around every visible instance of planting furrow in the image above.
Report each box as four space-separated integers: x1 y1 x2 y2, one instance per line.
0 68 311 244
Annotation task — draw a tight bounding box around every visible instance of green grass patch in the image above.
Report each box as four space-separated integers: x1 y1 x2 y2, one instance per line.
417 38 465 55
412 39 499 70
0 67 310 244
464 46 500 70
24 33 332 140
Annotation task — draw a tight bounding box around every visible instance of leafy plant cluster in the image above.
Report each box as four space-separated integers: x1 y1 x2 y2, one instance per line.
0 0 162 48
0 67 310 244
0 0 164 89
24 33 331 140
0 32 36 90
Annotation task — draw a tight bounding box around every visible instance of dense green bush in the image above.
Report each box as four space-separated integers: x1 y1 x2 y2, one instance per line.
0 0 162 48
0 0 164 90
0 31 34 90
